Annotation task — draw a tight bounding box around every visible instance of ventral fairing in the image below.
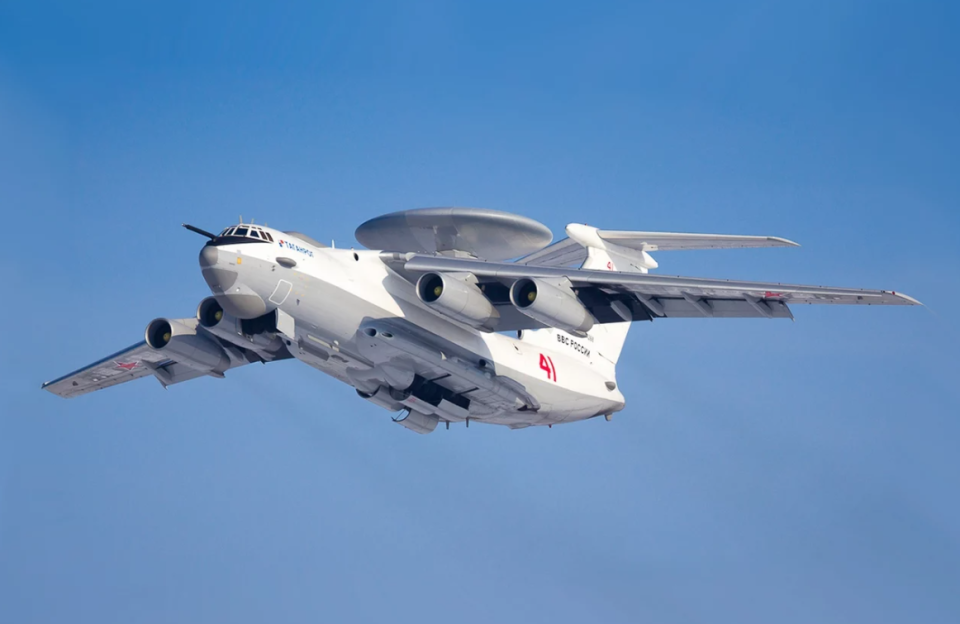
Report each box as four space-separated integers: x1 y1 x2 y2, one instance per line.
43 208 920 433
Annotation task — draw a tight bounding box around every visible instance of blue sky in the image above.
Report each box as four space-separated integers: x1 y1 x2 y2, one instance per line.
1 1 959 622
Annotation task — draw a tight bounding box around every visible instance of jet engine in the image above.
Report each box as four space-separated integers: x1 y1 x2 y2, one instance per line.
509 278 594 336
197 296 231 329
416 272 499 330
145 318 230 373
197 297 285 353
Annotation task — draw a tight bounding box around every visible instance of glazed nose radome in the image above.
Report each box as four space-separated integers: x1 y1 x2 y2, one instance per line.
198 244 268 319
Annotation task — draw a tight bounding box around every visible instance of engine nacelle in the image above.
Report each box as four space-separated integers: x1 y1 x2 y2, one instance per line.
197 297 244 344
197 296 232 330
416 272 499 330
145 317 229 373
509 278 594 336
197 297 285 353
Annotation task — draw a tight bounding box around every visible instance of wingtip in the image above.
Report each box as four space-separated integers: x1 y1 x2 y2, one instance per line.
889 291 923 306
770 236 801 247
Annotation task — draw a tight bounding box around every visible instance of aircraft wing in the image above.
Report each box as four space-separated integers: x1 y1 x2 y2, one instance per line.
41 342 210 398
390 253 920 327
42 318 291 398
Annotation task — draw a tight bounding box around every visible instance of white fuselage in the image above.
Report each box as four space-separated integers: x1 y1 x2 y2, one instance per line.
202 229 625 428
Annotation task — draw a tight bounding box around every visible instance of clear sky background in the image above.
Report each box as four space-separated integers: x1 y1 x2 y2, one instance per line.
1 2 959 623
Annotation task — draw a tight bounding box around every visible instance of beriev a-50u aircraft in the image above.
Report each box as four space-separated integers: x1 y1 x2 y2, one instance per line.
43 208 919 433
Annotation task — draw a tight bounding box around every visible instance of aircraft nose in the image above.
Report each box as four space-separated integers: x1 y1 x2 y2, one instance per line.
197 243 267 319
199 244 218 268
199 245 237 292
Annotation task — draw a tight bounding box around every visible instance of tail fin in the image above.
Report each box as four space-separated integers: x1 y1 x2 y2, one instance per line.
518 225 634 367
580 246 631 365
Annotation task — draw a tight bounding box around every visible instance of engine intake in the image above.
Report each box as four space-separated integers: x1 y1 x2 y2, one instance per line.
509 278 594 336
145 318 229 373
416 272 499 330
197 297 227 329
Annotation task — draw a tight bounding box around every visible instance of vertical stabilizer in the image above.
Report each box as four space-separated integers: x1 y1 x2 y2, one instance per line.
579 244 631 365
519 224 634 367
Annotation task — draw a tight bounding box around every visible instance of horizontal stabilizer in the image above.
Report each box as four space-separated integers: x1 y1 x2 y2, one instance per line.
518 226 799 268
597 230 799 252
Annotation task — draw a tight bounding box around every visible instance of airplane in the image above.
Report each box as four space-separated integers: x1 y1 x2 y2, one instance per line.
42 208 920 433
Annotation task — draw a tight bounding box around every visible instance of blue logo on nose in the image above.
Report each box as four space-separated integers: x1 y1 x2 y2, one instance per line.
276 239 314 257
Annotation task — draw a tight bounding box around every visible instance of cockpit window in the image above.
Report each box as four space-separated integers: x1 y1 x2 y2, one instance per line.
211 224 275 245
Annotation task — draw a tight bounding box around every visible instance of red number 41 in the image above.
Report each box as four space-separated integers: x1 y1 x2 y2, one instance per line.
539 354 557 382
